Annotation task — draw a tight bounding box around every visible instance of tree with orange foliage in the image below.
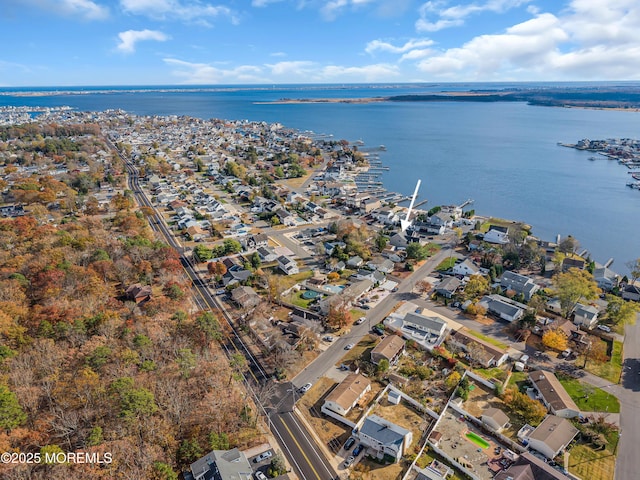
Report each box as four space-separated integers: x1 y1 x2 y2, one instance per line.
542 328 568 351
207 261 227 277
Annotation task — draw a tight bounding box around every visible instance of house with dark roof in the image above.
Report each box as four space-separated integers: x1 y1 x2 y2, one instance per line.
528 370 580 418
524 415 579 460
622 284 640 302
500 271 540 301
561 257 586 271
494 452 572 480
125 283 152 304
222 265 252 286
242 233 268 251
357 414 413 462
187 448 252 480
277 255 299 275
435 277 461 298
478 294 526 322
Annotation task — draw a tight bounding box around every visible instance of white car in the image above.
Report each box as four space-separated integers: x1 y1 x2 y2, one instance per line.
355 317 366 325
299 382 312 393
255 471 268 480
344 455 355 468
597 324 611 333
345 343 355 350
253 451 273 463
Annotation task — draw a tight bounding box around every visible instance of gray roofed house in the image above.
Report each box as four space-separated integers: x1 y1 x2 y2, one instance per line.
593 266 619 291
222 265 252 286
481 407 510 432
622 284 640 301
277 255 299 275
389 232 409 249
526 415 579 460
188 448 253 480
449 328 509 367
358 414 413 462
231 286 260 309
435 277 461 298
573 303 599 329
402 312 447 337
479 294 526 322
500 270 540 301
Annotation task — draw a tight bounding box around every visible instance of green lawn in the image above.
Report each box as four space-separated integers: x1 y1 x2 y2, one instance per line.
557 376 620 413
577 340 623 384
466 329 509 349
424 242 442 256
507 371 528 389
476 367 508 382
288 291 314 309
435 257 456 271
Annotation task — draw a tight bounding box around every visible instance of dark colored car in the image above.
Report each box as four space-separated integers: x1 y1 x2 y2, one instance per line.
372 326 384 336
353 444 364 456
344 437 356 450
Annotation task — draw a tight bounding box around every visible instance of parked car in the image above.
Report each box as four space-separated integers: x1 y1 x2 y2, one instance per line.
352 444 364 456
344 437 356 450
372 326 384 336
323 335 334 342
597 324 611 333
255 471 268 480
560 349 572 358
355 317 366 325
299 383 312 394
361 305 371 310
391 287 399 292
253 451 273 463
345 343 355 350
343 456 355 468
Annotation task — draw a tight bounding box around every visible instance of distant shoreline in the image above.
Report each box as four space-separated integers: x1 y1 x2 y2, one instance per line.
257 88 640 111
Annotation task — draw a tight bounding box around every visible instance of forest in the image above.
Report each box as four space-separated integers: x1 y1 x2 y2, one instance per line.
0 125 263 479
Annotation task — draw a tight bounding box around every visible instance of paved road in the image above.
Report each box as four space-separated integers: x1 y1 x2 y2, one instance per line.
615 318 640 480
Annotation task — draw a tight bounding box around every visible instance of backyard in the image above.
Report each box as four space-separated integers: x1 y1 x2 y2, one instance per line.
576 340 623 384
568 443 616 480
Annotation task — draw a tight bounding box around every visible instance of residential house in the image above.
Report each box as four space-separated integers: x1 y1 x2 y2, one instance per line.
415 460 454 480
479 294 526 322
322 373 371 416
231 286 260 309
374 207 399 225
483 225 509 244
347 256 364 268
416 221 446 236
323 241 346 256
242 233 268 251
274 208 296 226
125 283 152 304
400 312 447 343
528 370 580 418
481 407 510 433
186 225 208 242
318 279 374 315
593 266 619 291
388 232 409 249
525 415 579 460
500 271 540 301
277 255 299 275
382 246 405 263
448 328 509 367
561 257 586 271
370 335 405 366
367 258 395 274
430 212 455 228
494 452 572 480
256 246 278 263
435 277 461 298
188 448 252 480
573 303 599 329
222 265 252 287
622 284 640 302
351 269 386 284
362 198 382 213
357 414 413 463
451 259 480 276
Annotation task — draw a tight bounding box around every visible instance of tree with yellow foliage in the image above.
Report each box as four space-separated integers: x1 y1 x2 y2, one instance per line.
542 328 568 351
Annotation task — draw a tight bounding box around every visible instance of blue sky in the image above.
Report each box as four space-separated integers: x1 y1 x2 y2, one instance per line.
1 0 639 86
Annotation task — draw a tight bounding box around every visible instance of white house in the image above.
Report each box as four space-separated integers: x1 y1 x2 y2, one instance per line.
452 259 480 276
277 255 299 275
592 267 619 291
483 225 509 244
481 407 510 433
573 303 599 329
322 373 371 417
357 414 413 463
525 415 579 460
189 448 253 480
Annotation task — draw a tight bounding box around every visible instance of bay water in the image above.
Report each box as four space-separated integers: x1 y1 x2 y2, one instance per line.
2 84 639 273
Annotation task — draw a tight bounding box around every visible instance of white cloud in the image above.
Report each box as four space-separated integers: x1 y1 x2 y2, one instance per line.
20 0 109 20
117 29 170 53
365 38 434 54
251 0 283 6
164 58 265 83
416 0 531 32
120 0 236 23
321 63 400 81
270 52 288 57
265 61 316 77
321 0 375 21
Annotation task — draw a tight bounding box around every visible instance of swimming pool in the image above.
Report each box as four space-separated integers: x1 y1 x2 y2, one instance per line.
466 431 490 449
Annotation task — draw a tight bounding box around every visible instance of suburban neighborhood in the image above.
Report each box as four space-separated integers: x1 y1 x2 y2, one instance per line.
0 107 638 480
